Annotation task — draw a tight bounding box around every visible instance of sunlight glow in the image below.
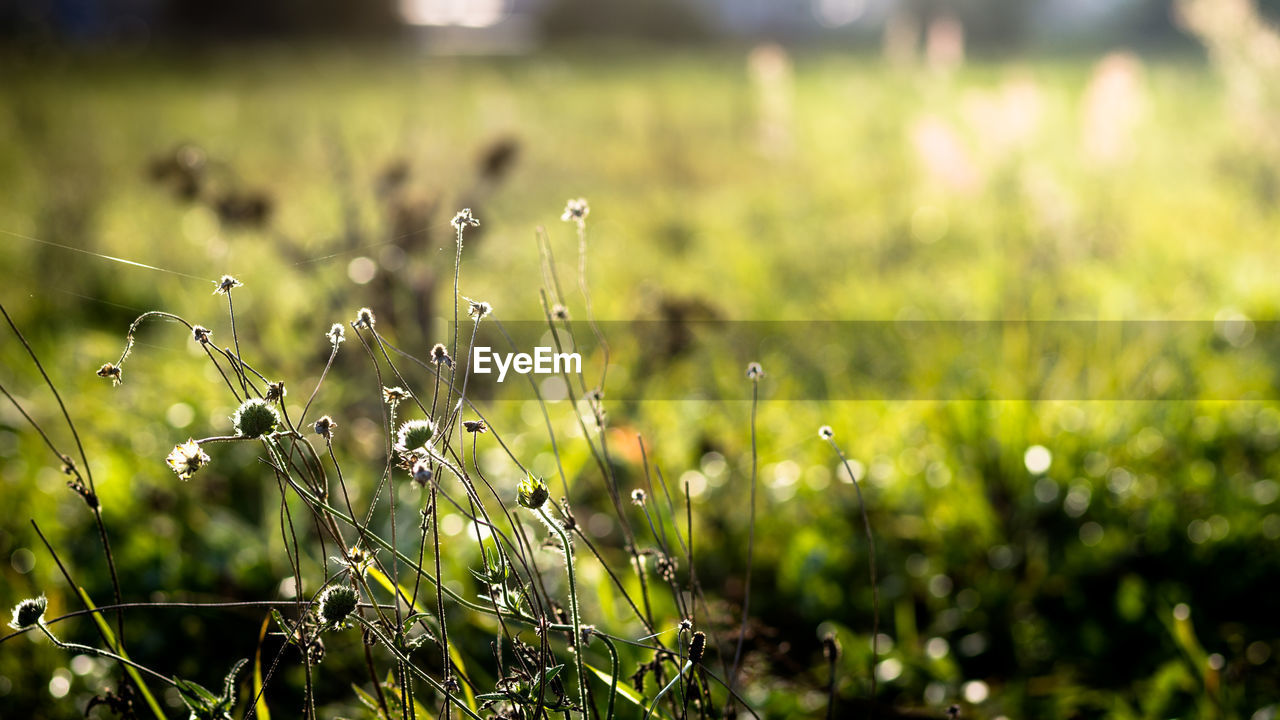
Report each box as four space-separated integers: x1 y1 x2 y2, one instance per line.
399 0 506 27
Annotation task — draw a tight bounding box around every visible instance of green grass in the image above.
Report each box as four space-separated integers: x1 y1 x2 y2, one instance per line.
1 45 1278 719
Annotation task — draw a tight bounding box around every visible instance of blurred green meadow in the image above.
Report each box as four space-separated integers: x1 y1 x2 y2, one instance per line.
2 40 1280 719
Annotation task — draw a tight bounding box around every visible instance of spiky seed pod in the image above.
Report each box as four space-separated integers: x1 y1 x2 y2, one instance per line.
517 473 549 510
265 381 286 403
166 439 211 480
317 585 359 627
192 325 212 344
395 419 435 453
9 596 47 630
232 398 279 438
689 631 707 665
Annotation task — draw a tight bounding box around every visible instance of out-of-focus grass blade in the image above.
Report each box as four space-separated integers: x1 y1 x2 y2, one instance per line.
585 663 676 720
367 566 478 714
254 615 272 720
77 587 168 720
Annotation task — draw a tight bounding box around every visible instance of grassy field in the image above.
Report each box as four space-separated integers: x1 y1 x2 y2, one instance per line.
2 44 1279 719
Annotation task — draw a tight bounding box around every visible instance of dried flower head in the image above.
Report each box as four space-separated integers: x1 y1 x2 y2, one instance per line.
517 472 550 510
96 363 123 386
327 323 345 346
232 398 280 438
265 381 286 403
467 299 492 320
313 415 337 439
411 458 434 486
451 208 480 233
395 419 436 454
561 197 590 225
192 325 212 344
552 304 570 321
822 632 841 661
316 585 359 628
9 595 47 630
630 489 647 506
679 618 693 633
166 439 211 480
430 343 453 367
655 553 678 581
819 425 834 440
462 419 487 434
746 362 764 379
689 631 707 665
334 546 375 579
214 275 242 295
354 308 375 329
382 386 411 409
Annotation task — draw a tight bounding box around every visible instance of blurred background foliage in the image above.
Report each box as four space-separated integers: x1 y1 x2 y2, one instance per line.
3 1 1280 718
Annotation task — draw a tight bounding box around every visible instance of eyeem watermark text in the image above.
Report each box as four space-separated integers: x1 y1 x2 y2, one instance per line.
472 347 582 382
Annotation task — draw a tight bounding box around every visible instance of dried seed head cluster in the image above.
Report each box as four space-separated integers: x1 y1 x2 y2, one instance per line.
327 323 345 346
411 458 433 486
192 325 212 344
462 419 487 434
630 489 647 506
430 343 452 367
166 439 211 480
655 553 678 582
382 386 410 409
232 398 280 438
819 425 834 440
9 595 47 631
746 361 765 379
265 381 286 403
214 275 242 295
552 304 570 321
467 299 492 320
561 197 590 225
395 419 436 454
96 363 123 386
517 473 550 510
355 308 375 329
451 208 480 233
313 415 337 440
317 585 360 628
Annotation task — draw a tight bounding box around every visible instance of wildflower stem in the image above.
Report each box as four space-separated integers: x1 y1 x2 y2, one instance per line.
538 506 589 720
730 375 761 692
823 435 879 702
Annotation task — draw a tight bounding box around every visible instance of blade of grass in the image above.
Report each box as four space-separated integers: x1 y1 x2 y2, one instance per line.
78 587 167 720
584 664 676 720
254 615 272 720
